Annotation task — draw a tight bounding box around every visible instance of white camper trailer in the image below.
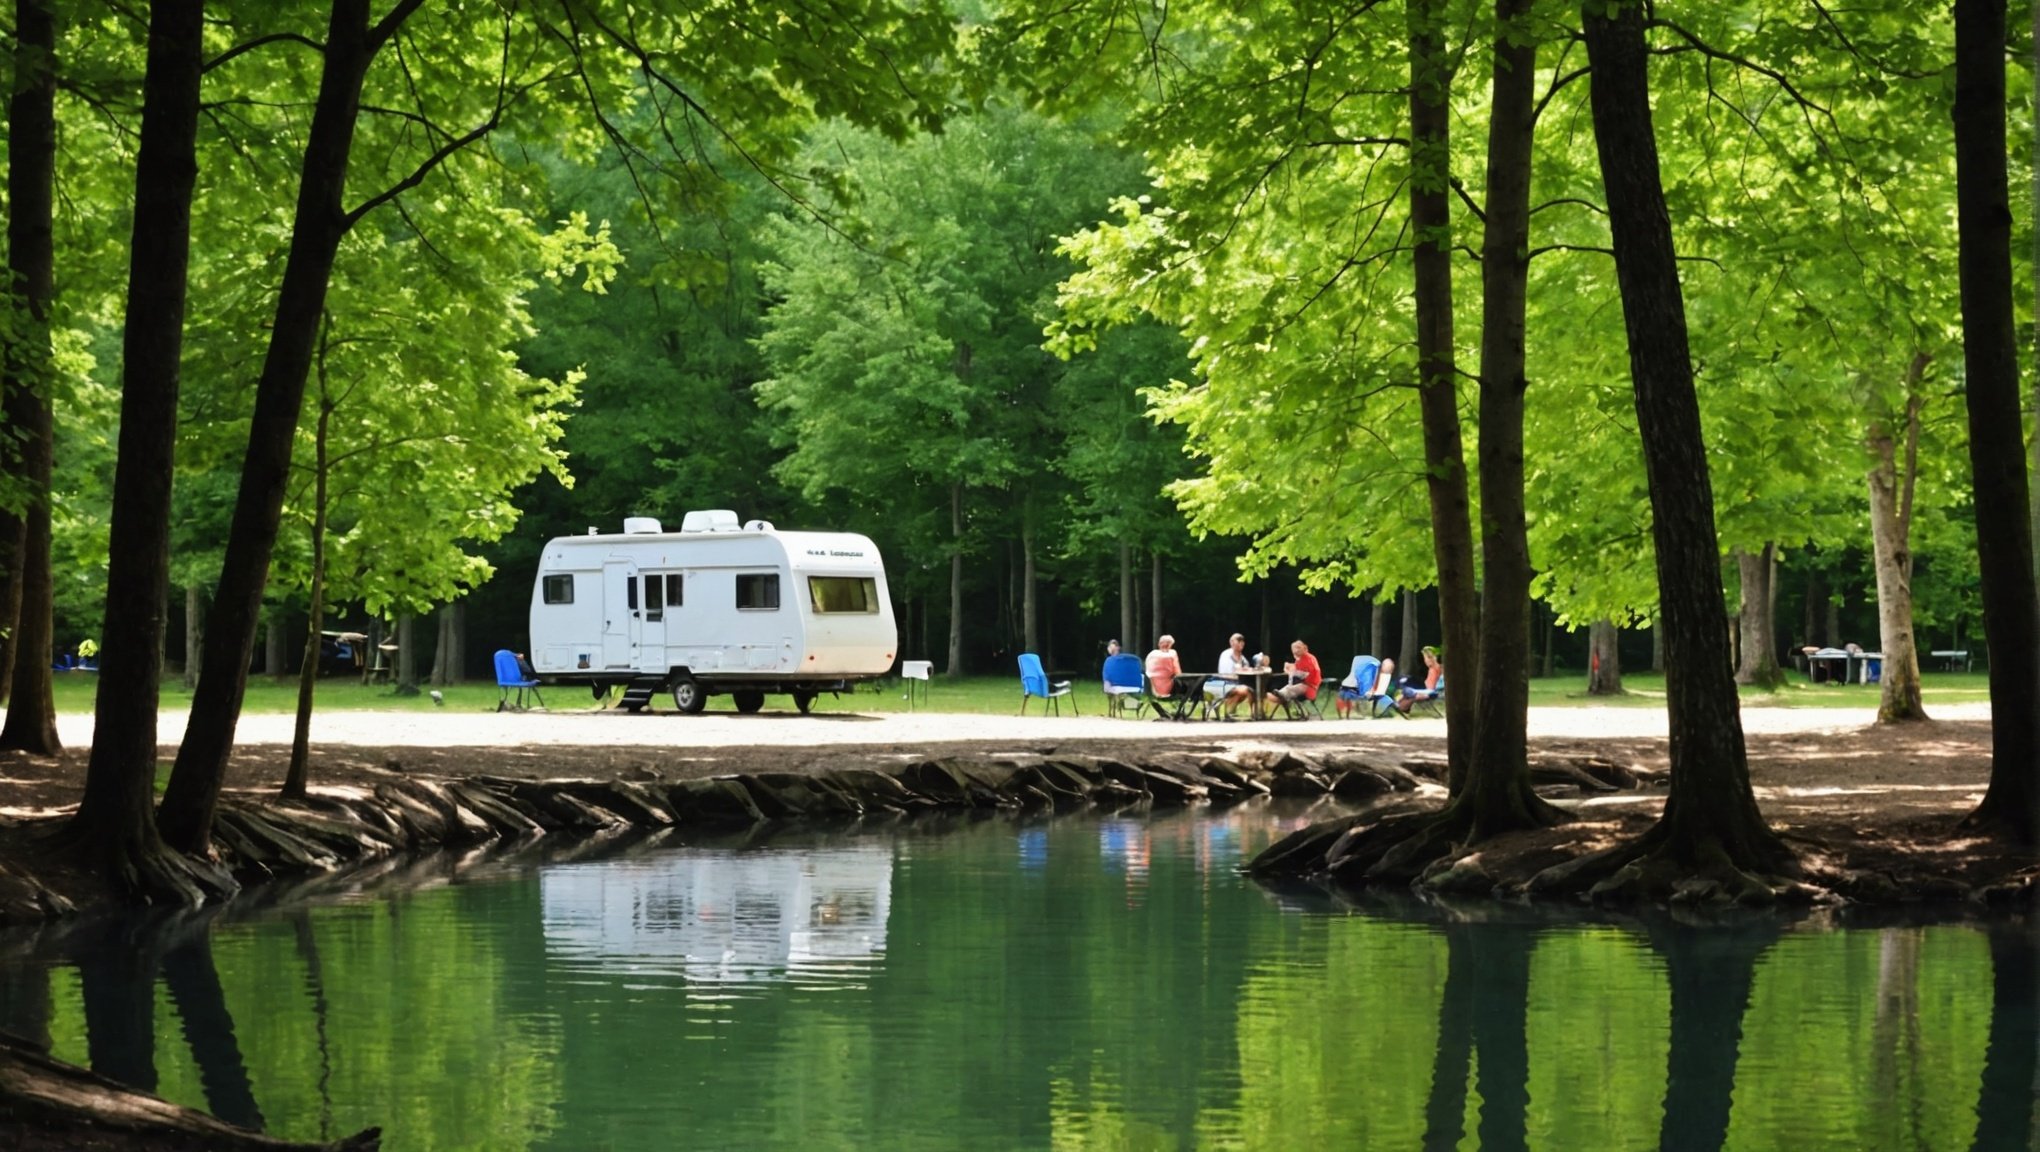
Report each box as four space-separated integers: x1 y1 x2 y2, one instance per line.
528 510 897 713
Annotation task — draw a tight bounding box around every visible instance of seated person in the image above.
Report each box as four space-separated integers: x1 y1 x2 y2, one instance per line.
1264 639 1322 716
1335 656 1395 717
1397 646 1443 712
1144 635 1185 708
1205 633 1257 719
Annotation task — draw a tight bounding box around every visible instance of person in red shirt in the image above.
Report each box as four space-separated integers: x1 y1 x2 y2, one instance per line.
1144 635 1183 700
1265 639 1321 716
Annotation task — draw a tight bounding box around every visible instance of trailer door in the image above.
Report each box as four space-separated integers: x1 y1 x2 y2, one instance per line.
602 559 638 668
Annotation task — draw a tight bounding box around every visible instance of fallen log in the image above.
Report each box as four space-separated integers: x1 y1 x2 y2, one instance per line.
0 1030 378 1150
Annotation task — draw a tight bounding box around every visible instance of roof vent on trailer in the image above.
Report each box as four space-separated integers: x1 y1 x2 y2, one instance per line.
680 509 742 533
743 520 775 532
622 517 663 535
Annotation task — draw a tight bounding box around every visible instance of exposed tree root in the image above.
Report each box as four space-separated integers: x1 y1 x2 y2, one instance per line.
1320 786 1569 887
34 822 237 911
1526 824 1808 906
1956 797 2039 848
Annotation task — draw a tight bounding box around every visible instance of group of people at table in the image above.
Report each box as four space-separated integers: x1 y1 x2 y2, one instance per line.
1109 633 1444 721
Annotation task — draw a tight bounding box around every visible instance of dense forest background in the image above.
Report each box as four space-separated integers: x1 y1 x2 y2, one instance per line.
10 2 1999 687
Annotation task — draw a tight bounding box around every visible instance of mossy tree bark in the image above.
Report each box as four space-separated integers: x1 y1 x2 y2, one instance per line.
0 0 61 757
1733 546 1785 688
1540 0 1794 899
1408 0 1481 793
161 0 430 854
1952 0 2040 844
1868 357 1929 723
1461 0 1564 839
67 0 227 905
1586 617 1623 696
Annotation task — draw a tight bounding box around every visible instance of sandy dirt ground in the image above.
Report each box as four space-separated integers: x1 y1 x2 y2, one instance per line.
0 700 2002 835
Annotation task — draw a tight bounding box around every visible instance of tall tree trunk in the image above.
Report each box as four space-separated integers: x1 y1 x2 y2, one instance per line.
359 617 381 687
1451 0 1560 834
1869 368 1929 723
263 605 286 680
1953 0 2040 843
1258 579 1270 658
1399 588 1420 682
946 482 963 679
1021 513 1037 655
1408 0 1480 791
1585 618 1623 695
181 583 203 691
429 603 452 686
1150 550 1163 639
71 0 219 903
1370 599 1386 657
1733 546 1785 687
1576 0 1791 885
162 0 410 854
0 506 21 706
394 611 418 695
448 598 465 682
1803 569 1822 648
1118 539 1133 649
0 0 60 756
2031 0 2040 595
1134 561 1147 649
286 379 334 799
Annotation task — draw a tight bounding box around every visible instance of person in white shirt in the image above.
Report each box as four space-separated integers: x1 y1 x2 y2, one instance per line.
1205 633 1257 720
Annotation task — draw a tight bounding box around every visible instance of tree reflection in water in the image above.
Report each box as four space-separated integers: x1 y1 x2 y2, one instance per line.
0 817 2025 1152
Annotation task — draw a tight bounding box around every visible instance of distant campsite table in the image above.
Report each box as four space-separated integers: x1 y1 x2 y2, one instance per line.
1160 673 1210 721
1233 668 1282 720
1928 650 1971 672
1805 648 1882 684
1188 668 1281 720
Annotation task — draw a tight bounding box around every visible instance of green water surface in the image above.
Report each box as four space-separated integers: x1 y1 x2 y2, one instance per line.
0 806 2031 1151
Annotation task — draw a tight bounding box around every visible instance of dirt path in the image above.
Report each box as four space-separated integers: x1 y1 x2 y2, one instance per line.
42 698 1997 749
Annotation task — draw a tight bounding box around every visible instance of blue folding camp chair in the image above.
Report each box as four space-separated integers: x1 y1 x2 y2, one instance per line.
494 649 546 712
1102 653 1147 719
1019 653 1077 716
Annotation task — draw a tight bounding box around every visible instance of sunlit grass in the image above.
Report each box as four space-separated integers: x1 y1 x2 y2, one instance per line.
42 666 1996 717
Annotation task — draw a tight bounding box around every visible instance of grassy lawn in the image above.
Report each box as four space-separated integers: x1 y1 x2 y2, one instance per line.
43 667 1995 716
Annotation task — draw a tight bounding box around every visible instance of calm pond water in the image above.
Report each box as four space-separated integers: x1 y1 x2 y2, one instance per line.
0 805 2033 1151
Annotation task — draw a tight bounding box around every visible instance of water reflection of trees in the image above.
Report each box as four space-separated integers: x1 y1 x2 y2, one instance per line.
0 816 2026 1152
1288 891 2030 1151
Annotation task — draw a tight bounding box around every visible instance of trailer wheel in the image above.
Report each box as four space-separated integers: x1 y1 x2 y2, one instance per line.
793 690 817 715
733 690 766 714
671 676 707 714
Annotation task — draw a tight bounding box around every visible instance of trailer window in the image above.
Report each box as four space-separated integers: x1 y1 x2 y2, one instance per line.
542 574 574 605
737 573 780 610
808 576 879 614
665 574 683 608
643 574 665 622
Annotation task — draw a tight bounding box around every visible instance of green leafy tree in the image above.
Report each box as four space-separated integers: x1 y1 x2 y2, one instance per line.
757 105 1146 676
